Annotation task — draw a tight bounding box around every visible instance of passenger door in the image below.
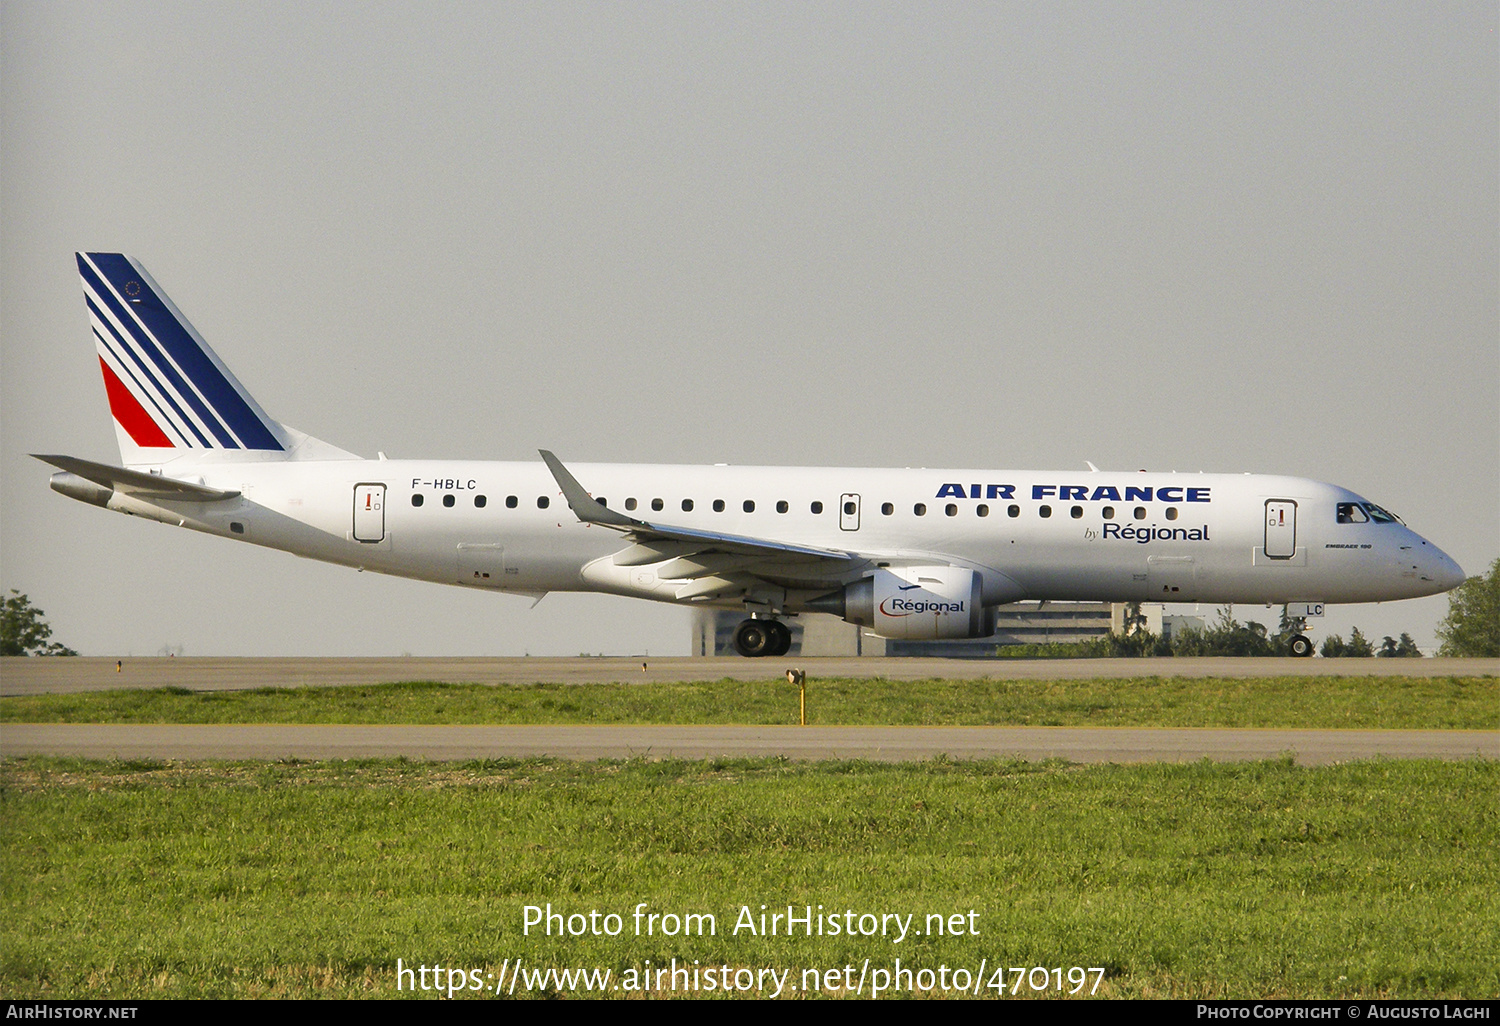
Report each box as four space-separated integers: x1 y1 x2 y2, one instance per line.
353 484 386 543
1264 500 1297 559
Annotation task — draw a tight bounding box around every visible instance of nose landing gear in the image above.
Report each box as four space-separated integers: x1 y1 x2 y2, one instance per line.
733 618 792 657
1288 634 1315 658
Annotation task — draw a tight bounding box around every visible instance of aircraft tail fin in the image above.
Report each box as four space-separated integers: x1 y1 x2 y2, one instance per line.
76 252 356 466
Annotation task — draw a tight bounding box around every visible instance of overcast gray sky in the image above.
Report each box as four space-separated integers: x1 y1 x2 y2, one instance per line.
3 2 1495 656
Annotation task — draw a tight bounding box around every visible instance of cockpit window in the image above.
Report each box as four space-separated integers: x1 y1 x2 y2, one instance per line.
1362 502 1401 524
1336 503 1368 524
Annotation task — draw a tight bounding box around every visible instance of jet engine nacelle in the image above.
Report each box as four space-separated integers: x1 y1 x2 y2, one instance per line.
811 566 996 640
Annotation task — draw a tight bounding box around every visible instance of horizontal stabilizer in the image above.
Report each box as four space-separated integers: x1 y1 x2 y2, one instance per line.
32 454 241 501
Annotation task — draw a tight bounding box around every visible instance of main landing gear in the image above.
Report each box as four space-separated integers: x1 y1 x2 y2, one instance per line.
733 618 792 657
1288 634 1315 658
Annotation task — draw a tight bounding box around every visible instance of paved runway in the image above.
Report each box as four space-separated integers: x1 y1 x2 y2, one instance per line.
4 656 1494 765
4 723 1496 765
3 655 1494 695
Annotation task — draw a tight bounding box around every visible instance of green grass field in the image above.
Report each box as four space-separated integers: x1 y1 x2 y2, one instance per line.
2 756 1496 999
3 673 1496 999
3 674 1495 729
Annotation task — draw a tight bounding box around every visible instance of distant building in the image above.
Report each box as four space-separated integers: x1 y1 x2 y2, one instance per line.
889 602 1115 657
693 602 1193 657
1109 604 1205 644
1162 614 1207 638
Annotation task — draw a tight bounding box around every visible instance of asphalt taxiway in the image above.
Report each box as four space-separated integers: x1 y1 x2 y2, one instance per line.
2 656 1494 764
3 655 1493 696
3 723 1495 765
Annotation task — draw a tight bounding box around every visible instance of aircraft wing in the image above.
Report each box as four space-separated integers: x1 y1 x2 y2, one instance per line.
540 449 864 584
32 454 242 501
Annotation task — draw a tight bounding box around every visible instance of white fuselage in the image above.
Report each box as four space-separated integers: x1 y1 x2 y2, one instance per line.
99 457 1464 611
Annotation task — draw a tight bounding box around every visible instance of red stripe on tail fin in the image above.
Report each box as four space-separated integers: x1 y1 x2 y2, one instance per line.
98 357 174 447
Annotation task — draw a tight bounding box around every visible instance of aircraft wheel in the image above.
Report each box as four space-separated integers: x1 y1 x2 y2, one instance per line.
1289 634 1314 658
733 619 773 657
766 620 792 657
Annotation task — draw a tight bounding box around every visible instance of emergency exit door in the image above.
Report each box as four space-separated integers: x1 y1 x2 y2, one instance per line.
1264 499 1296 558
353 484 386 543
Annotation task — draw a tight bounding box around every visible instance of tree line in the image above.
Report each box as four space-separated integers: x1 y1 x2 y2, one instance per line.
1098 556 1498 658
1096 605 1421 658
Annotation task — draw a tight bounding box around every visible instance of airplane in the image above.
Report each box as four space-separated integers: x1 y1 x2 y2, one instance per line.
38 253 1467 657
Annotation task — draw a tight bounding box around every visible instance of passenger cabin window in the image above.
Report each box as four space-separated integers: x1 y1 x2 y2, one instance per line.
1336 503 1368 524
595 497 608 507
625 497 638 511
713 499 725 512
652 498 664 512
537 496 549 509
1102 506 1115 519
945 504 958 516
682 499 694 512
1039 505 1052 518
411 494 424 507
475 495 487 508
811 501 824 514
776 501 789 513
1133 506 1146 520
881 502 894 515
1070 505 1083 518
1007 504 1020 518
506 495 517 508
443 494 455 508
976 504 989 517
914 503 927 516
743 500 755 513
845 501 857 516
1165 507 1178 521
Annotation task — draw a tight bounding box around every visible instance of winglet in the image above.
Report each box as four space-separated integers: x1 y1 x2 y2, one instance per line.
538 449 858 562
538 450 640 529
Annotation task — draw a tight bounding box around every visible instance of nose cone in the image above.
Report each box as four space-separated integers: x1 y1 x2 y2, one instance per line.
1413 534 1466 593
1433 551 1466 593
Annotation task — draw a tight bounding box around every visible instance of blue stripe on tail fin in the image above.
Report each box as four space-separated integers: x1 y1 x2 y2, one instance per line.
78 253 285 452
